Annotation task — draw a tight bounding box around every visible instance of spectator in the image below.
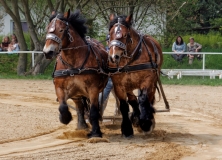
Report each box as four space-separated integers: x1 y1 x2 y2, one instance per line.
7 38 20 52
99 78 120 117
1 36 10 51
11 33 18 43
171 36 186 62
99 34 120 118
187 37 202 64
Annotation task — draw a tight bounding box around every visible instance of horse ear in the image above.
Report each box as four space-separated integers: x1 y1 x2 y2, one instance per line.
126 14 133 23
64 9 70 19
51 11 56 15
109 14 115 21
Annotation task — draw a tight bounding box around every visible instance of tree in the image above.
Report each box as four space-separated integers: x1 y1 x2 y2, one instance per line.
0 8 6 33
0 0 28 75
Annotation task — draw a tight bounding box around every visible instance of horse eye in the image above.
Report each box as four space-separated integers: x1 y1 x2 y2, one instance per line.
59 29 63 32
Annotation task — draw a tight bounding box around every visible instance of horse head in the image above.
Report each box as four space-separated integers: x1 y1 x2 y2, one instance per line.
43 9 74 59
108 14 133 64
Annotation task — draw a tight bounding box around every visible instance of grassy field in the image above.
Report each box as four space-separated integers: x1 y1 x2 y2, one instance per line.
0 48 222 85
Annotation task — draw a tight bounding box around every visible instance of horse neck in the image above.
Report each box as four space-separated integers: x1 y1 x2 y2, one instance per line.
117 28 141 66
126 28 141 55
60 29 88 68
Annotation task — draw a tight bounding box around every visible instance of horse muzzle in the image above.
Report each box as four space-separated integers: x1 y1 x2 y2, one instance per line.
109 54 120 64
43 50 57 59
43 44 59 59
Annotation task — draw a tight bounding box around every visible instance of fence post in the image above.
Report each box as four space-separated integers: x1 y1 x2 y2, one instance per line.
202 53 205 70
32 51 35 68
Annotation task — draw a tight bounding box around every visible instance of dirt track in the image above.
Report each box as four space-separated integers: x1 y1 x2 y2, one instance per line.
0 79 222 160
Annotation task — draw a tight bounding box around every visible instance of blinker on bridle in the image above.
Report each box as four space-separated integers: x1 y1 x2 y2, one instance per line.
46 15 74 51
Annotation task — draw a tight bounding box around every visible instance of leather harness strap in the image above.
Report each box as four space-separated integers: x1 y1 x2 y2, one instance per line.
52 40 105 78
108 63 157 73
53 67 99 77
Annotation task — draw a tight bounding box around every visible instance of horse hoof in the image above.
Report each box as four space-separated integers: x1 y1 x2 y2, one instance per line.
122 134 134 139
87 131 102 138
121 125 134 138
129 112 140 127
59 111 72 125
139 118 155 133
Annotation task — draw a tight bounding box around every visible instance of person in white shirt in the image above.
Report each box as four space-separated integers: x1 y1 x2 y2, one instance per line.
8 38 20 52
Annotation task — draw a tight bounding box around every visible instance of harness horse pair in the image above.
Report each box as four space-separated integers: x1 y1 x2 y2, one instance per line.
43 9 169 138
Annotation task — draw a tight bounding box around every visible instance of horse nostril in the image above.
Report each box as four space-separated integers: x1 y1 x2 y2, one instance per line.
114 55 120 60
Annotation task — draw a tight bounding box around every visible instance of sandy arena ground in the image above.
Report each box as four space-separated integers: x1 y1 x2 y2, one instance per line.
0 79 222 160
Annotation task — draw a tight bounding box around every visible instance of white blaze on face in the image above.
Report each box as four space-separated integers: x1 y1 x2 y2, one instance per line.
111 46 118 59
114 25 121 34
43 43 57 53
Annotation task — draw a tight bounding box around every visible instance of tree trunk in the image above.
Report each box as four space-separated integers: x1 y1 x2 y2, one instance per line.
32 54 53 75
0 0 28 75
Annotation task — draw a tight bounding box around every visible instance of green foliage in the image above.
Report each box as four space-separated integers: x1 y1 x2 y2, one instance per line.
23 33 31 50
164 0 222 47
167 32 222 49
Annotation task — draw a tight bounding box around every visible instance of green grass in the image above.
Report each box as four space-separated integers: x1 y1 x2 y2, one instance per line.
0 54 53 79
160 47 222 86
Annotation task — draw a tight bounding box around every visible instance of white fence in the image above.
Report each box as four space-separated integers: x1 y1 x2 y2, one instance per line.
1 51 222 79
162 52 222 79
0 51 43 67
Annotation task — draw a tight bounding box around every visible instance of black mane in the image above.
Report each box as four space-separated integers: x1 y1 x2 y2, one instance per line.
109 15 132 31
49 10 87 39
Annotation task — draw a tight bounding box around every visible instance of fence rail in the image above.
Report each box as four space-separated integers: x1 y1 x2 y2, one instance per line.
1 51 222 79
0 51 43 67
162 52 222 79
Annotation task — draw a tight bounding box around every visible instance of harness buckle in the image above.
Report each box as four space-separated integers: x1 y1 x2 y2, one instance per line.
78 69 82 74
62 70 68 75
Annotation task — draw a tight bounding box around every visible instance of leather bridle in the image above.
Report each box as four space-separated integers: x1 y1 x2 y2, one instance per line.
109 18 132 59
46 16 74 51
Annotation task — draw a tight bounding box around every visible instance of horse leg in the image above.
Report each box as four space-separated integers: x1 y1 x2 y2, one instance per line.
55 88 72 125
127 92 140 127
87 93 102 138
138 89 155 133
119 99 134 137
58 101 72 125
72 98 88 130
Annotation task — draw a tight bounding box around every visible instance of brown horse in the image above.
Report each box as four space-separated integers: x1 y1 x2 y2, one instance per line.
43 10 109 137
108 14 165 137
